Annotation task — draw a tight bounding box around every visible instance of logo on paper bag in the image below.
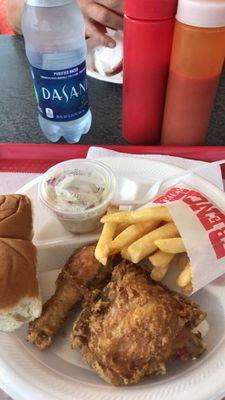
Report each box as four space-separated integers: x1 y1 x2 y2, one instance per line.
154 187 225 260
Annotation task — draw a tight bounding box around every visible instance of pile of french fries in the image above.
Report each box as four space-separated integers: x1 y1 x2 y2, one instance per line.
95 205 193 293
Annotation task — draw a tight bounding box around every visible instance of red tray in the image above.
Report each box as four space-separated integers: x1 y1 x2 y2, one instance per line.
1 143 225 175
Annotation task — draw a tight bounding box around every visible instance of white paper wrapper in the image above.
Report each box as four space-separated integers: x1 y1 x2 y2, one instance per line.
148 181 225 294
93 30 123 77
87 30 123 79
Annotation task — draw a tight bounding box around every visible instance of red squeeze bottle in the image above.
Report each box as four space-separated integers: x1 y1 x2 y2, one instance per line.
122 0 178 144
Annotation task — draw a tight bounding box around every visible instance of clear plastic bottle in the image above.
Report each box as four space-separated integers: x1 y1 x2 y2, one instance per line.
22 0 92 143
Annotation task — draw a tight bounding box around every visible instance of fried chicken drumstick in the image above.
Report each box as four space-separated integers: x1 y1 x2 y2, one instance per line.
27 244 114 350
72 261 206 386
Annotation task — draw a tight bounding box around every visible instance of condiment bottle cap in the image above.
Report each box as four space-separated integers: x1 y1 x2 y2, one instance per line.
125 0 178 20
177 0 225 28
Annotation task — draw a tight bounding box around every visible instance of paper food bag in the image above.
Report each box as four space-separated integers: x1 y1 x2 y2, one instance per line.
150 184 225 294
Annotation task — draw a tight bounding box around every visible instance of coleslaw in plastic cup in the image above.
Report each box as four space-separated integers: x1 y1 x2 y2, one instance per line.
38 159 116 234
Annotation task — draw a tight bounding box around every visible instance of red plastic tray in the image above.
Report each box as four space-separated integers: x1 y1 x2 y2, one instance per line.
1 143 225 175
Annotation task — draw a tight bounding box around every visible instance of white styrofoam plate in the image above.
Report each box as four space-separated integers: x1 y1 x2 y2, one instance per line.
1 157 225 400
87 68 122 84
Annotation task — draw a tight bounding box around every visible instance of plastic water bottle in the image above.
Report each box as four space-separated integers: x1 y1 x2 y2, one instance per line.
22 0 92 143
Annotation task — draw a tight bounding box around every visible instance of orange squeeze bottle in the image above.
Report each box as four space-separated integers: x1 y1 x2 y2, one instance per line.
161 0 225 146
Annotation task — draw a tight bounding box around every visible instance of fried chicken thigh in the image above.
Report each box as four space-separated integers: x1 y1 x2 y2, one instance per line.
72 262 206 386
27 245 113 350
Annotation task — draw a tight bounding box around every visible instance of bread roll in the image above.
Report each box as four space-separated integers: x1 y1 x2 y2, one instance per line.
0 195 41 332
0 195 33 240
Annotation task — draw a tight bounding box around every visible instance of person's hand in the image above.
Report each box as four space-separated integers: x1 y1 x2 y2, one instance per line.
77 0 124 48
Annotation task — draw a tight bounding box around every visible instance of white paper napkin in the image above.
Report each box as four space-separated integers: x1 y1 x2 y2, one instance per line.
0 173 40 195
87 147 224 191
86 29 123 84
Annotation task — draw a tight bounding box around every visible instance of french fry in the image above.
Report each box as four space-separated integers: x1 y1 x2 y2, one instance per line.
149 250 175 268
177 265 192 288
121 248 131 261
107 220 160 255
151 265 170 281
101 206 171 224
182 282 193 294
125 222 179 264
115 223 130 236
150 251 175 281
98 203 194 293
154 238 186 254
95 205 118 265
177 253 193 293
178 253 189 270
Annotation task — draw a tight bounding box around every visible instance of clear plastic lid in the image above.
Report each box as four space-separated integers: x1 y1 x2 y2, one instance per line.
38 159 116 218
177 0 225 28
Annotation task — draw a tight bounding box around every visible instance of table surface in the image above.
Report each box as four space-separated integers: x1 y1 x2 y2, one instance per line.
0 35 225 145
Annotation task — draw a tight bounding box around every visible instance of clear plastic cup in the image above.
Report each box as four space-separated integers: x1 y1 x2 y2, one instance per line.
38 159 116 234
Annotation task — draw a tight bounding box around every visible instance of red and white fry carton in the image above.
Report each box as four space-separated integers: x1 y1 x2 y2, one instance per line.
147 177 225 294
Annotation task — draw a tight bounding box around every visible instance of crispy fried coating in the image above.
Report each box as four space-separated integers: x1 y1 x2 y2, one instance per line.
72 262 206 386
27 245 113 350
